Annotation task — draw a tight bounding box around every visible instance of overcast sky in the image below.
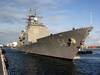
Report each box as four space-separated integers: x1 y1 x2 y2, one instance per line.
0 0 100 46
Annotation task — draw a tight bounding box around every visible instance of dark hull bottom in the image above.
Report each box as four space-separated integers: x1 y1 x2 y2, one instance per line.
25 52 73 61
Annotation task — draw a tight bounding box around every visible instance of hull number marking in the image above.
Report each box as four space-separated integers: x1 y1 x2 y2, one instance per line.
57 39 66 46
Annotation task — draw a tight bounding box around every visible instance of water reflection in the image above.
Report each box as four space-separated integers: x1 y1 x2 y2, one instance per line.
3 47 79 75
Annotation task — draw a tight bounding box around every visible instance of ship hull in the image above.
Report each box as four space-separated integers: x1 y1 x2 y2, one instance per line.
18 27 93 60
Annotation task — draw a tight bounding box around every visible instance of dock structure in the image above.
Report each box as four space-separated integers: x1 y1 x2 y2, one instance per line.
0 48 8 75
0 48 3 75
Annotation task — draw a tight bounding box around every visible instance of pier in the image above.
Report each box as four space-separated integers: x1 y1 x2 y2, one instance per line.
0 48 8 75
0 48 3 75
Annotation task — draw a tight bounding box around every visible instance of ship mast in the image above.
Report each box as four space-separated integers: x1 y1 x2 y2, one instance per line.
22 8 43 26
30 8 31 14
35 9 36 16
90 10 92 27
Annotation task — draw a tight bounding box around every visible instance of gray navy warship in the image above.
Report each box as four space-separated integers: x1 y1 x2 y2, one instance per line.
17 9 93 61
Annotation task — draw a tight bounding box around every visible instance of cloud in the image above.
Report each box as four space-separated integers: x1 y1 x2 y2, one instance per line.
15 0 59 9
85 40 100 46
85 36 100 46
0 12 20 24
0 24 25 44
98 41 100 43
16 0 73 6
38 0 59 5
48 16 63 25
0 31 19 44
0 0 56 24
44 15 71 25
62 25 73 31
0 0 76 44
96 30 100 34
49 25 73 34
0 0 74 24
53 10 68 13
53 0 74 4
96 31 100 36
0 6 29 24
49 29 60 34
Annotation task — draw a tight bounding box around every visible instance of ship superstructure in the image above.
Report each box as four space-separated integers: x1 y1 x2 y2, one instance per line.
18 9 50 46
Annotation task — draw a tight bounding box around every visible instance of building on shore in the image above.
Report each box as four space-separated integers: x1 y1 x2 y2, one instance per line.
0 44 3 47
6 42 18 47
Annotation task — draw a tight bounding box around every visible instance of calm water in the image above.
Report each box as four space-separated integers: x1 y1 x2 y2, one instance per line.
2 47 100 75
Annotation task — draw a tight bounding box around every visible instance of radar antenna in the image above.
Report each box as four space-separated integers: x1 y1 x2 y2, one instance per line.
34 9 43 20
22 8 43 23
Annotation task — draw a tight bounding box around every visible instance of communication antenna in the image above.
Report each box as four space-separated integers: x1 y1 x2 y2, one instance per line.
35 9 36 16
30 8 31 14
90 10 92 27
88 10 92 38
19 25 20 35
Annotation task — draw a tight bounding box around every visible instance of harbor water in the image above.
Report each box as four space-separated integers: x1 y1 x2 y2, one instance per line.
2 47 100 75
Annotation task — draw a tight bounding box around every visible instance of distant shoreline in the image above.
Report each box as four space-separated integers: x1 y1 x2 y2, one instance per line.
81 48 100 49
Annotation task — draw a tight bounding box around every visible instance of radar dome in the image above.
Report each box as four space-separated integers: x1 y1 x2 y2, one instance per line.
34 17 38 21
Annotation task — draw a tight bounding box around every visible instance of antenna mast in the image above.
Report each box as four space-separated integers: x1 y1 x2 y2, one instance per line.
90 10 92 27
30 8 31 14
35 9 36 16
